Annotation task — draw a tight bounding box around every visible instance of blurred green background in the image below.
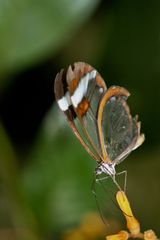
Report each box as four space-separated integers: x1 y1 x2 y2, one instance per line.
0 0 160 239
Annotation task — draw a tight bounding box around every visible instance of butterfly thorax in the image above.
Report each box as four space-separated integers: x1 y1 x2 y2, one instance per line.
95 162 116 177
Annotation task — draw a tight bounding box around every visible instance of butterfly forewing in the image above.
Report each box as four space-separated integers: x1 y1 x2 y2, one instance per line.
54 68 99 161
54 62 107 162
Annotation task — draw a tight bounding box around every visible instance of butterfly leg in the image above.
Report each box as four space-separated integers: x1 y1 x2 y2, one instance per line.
97 174 123 194
112 174 122 192
91 174 97 196
95 175 110 183
116 170 127 193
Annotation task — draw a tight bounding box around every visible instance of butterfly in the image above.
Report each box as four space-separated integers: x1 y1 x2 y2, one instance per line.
54 62 144 187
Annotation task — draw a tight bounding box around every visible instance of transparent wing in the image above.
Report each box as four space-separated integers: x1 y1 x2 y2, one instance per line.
67 63 107 162
102 96 138 163
54 68 99 161
78 81 106 160
97 86 144 164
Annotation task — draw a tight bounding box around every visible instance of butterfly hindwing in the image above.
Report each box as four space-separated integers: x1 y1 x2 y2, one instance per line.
97 86 144 164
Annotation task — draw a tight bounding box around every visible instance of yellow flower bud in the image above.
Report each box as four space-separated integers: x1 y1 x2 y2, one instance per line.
116 191 140 235
144 230 158 240
106 230 129 240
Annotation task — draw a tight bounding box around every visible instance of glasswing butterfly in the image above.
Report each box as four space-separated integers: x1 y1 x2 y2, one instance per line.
54 62 144 189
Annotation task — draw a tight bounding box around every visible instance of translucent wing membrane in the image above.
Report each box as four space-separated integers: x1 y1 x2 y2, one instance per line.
97 86 144 164
68 63 107 161
78 86 105 160
54 68 98 161
102 96 137 162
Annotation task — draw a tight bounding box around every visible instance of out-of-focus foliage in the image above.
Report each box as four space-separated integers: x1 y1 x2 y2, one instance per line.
22 107 96 230
0 0 99 84
0 0 160 240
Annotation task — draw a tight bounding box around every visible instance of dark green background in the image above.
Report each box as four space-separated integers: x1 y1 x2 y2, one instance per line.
0 0 160 239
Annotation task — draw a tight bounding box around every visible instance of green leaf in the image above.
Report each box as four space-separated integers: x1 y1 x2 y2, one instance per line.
0 123 42 240
0 0 99 76
22 106 96 231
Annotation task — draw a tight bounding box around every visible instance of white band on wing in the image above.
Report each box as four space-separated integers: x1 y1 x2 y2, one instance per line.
71 70 96 108
57 92 71 111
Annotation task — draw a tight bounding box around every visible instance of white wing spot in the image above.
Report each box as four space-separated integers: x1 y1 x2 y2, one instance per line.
99 87 104 93
57 92 71 111
111 96 116 101
71 70 97 107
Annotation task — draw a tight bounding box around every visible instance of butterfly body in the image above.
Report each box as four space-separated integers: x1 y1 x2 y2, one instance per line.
95 162 116 176
54 62 144 180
